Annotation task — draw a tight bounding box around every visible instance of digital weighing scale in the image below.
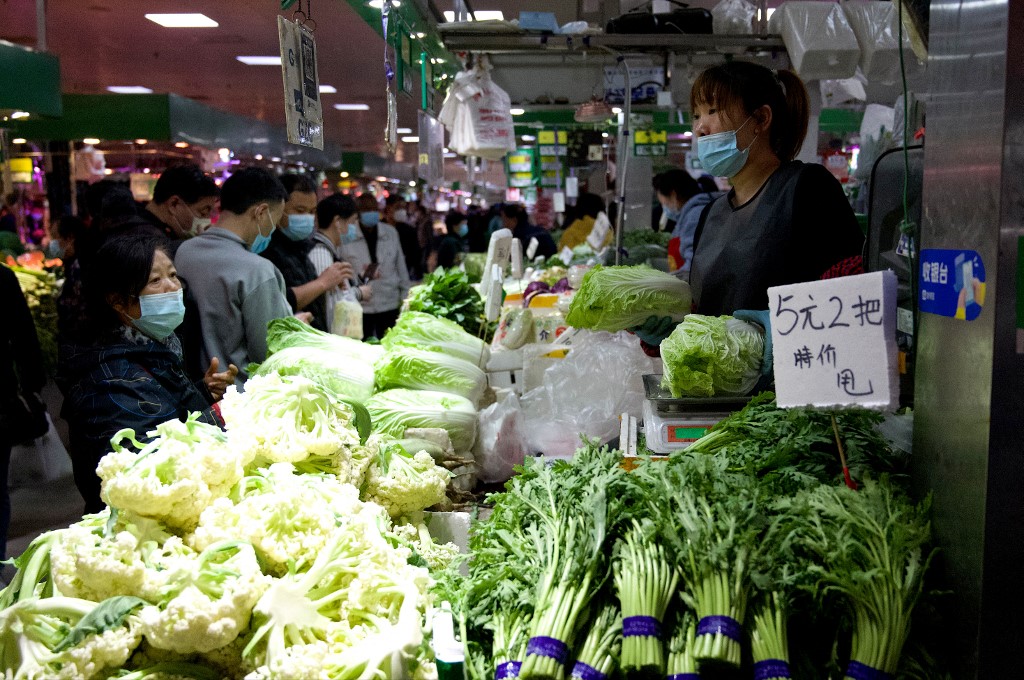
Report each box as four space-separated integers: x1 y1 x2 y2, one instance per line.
636 375 752 455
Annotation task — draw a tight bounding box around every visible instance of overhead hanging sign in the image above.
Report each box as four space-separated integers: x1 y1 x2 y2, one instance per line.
604 65 665 105
278 16 324 150
769 271 899 411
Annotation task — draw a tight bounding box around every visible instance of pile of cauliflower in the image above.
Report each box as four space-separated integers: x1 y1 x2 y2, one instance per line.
0 374 460 680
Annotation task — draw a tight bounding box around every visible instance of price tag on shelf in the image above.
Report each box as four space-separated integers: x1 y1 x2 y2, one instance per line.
769 271 898 411
526 237 539 260
586 212 611 251
559 246 574 266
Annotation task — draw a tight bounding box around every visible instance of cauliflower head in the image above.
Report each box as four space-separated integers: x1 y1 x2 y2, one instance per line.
363 439 450 518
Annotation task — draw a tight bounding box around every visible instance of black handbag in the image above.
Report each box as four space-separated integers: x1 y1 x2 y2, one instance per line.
0 392 50 446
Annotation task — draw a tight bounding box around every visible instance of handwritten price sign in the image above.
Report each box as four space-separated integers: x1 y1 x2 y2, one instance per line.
768 271 898 411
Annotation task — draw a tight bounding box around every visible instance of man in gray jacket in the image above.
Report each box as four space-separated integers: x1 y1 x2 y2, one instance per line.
342 193 412 340
175 168 295 387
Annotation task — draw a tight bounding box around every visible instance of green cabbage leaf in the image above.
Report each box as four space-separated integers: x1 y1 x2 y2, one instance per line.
565 265 691 332
366 389 478 453
375 346 486 404
660 315 764 398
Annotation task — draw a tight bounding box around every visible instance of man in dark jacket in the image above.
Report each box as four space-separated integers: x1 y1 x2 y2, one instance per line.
140 164 219 256
0 265 47 557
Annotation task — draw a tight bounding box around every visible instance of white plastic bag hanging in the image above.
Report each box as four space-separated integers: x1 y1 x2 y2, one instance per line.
474 390 529 483
842 1 919 86
439 57 516 161
774 1 861 81
712 0 756 35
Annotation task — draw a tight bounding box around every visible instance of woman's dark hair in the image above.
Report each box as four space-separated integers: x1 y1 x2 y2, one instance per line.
499 203 528 228
97 184 139 228
56 215 87 241
653 170 700 203
690 61 809 162
696 175 719 193
444 210 466 230
575 193 606 219
83 231 168 337
316 193 358 229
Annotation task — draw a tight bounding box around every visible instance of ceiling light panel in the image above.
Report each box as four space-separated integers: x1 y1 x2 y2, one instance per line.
145 13 219 28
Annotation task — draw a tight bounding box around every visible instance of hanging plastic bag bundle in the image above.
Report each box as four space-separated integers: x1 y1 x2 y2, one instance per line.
439 56 516 160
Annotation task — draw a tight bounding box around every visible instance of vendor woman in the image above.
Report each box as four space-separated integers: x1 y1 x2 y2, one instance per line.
687 61 864 316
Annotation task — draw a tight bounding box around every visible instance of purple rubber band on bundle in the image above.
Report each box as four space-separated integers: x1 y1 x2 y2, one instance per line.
753 659 793 679
526 636 570 665
623 615 662 638
570 661 607 680
666 674 701 680
695 615 743 642
845 661 894 680
494 661 521 679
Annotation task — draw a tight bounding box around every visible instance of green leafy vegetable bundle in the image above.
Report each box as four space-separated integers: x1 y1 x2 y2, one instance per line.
660 314 764 398
565 265 691 332
406 267 492 340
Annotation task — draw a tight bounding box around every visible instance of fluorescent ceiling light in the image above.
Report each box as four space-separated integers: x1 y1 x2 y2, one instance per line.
135 139 148 144
145 13 218 28
612 107 622 114
11 111 29 119
334 103 370 111
318 85 337 94
401 136 420 143
368 0 401 7
510 108 525 116
237 55 282 66
12 138 26 144
83 138 101 145
396 127 413 134
443 10 504 21
521 135 536 142
107 86 153 94
174 142 190 148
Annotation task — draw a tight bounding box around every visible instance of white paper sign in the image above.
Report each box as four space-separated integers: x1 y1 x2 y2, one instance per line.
565 177 579 198
526 237 539 260
586 211 612 251
769 271 898 410
278 16 324 150
559 246 574 265
553 192 566 213
510 239 523 279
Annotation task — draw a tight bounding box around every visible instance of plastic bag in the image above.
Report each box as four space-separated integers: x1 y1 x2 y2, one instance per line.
520 331 658 458
774 1 860 81
474 390 529 483
332 289 363 339
712 0 755 35
439 60 516 161
842 0 917 85
10 413 72 488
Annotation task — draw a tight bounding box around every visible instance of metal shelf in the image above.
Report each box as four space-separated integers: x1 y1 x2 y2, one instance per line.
440 31 786 56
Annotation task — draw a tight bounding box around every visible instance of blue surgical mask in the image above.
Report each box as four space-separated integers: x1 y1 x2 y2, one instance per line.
661 203 682 222
132 289 185 340
342 220 359 243
250 210 275 254
697 116 756 178
456 223 469 238
282 213 315 241
359 211 380 228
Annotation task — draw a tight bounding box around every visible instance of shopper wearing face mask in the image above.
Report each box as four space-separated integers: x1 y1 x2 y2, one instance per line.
384 195 423 282
140 164 220 255
341 193 412 340
653 170 721 273
435 210 470 270
175 168 296 386
309 193 372 333
261 175 355 332
59 232 236 513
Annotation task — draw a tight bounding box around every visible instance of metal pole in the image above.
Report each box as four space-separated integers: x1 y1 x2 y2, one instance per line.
35 0 46 51
613 56 631 266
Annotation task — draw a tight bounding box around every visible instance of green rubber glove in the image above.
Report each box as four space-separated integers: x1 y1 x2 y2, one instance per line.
631 316 678 346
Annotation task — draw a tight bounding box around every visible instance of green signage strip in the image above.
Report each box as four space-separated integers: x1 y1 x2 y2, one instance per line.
0 41 62 117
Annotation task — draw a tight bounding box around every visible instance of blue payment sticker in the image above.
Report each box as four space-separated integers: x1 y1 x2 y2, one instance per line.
919 249 986 321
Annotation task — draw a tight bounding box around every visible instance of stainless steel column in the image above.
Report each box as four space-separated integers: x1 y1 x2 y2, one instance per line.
914 0 1024 675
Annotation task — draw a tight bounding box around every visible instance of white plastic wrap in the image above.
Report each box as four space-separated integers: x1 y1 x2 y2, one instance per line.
842 0 916 85
712 0 756 35
519 331 658 458
774 2 861 81
474 390 529 483
438 62 516 161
